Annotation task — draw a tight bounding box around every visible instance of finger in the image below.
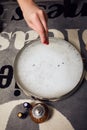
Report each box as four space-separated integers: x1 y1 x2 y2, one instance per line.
35 12 49 44
39 10 48 33
28 13 48 44
39 10 49 43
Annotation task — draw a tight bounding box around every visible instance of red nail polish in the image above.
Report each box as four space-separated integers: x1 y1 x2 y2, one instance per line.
43 41 49 45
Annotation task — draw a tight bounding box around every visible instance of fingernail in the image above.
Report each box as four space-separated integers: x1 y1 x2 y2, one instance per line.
43 40 49 45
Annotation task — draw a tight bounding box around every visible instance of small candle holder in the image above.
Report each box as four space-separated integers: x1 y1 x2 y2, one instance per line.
29 103 49 123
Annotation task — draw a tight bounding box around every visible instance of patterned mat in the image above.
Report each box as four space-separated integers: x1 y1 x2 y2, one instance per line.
0 0 87 130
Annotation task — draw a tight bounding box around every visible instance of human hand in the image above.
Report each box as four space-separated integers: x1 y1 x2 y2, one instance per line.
17 0 49 44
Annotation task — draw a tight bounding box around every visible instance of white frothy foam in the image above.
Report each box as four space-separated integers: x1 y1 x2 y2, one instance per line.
15 38 83 99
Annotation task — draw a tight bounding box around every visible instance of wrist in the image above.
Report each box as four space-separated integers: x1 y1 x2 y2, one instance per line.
17 0 35 12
